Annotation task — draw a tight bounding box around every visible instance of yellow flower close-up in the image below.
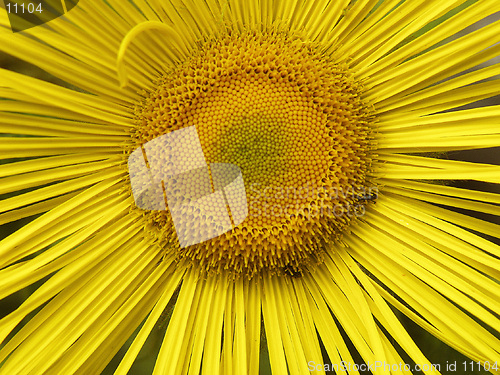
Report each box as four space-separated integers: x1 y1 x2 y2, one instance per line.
0 0 499 374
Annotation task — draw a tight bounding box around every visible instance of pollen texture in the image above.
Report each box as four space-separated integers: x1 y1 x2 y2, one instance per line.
132 28 376 276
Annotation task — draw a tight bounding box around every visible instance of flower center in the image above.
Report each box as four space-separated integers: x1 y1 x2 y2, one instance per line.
132 28 376 276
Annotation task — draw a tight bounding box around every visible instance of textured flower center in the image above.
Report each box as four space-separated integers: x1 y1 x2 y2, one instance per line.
132 29 376 276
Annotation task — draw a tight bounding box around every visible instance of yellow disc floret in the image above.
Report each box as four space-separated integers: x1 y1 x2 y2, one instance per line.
132 28 376 276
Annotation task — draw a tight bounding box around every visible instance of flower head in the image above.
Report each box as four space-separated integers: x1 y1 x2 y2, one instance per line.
0 0 499 374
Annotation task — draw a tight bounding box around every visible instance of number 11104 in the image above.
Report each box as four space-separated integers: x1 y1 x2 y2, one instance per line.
6 2 43 13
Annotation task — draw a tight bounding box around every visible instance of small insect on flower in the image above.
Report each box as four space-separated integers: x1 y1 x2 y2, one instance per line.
355 192 378 203
282 265 303 278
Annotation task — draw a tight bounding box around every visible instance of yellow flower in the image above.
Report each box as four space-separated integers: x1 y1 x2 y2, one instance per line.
1 0 499 374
